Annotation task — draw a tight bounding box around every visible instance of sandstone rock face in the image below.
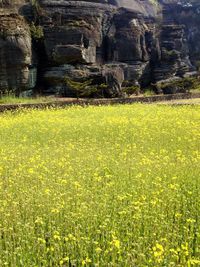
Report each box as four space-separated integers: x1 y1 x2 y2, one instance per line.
161 0 200 68
0 14 32 94
0 1 34 94
39 0 159 96
0 0 200 97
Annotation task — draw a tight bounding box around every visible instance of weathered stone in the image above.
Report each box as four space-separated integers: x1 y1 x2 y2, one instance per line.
0 14 33 94
103 65 124 97
43 63 124 97
37 0 160 96
0 0 200 97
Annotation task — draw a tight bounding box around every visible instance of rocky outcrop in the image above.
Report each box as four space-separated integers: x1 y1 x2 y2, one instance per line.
151 0 200 93
0 0 200 97
0 1 35 95
0 14 33 95
38 0 159 97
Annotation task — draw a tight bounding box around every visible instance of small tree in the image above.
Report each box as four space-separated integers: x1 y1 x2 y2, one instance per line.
64 77 94 99
30 22 44 40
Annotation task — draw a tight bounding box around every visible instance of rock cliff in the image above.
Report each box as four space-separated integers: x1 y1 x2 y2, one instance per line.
0 0 200 97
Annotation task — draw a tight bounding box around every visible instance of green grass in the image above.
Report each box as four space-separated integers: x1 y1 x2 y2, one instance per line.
0 96 56 104
158 98 200 105
0 105 200 266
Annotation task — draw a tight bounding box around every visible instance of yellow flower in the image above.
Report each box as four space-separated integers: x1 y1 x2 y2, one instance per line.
37 238 46 244
188 259 200 265
68 234 76 241
153 243 164 258
95 247 102 253
186 218 196 224
112 239 120 249
82 257 92 265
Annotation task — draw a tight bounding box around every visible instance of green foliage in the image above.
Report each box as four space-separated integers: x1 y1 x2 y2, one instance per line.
157 77 200 94
164 50 178 57
98 83 108 90
96 83 109 97
31 0 45 17
122 81 140 96
31 0 40 11
30 22 44 40
195 61 200 71
64 77 94 99
0 96 56 104
0 88 15 98
122 85 140 96
30 0 44 39
143 88 155 96
149 0 159 6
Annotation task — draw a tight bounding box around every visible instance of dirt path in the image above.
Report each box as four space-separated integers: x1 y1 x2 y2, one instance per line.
1 93 200 112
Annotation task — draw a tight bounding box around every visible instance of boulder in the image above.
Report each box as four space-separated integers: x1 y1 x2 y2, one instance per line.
0 14 33 95
37 0 159 97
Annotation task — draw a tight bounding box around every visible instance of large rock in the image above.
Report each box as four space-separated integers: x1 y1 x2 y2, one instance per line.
38 0 159 96
0 13 33 94
0 0 200 97
43 63 124 97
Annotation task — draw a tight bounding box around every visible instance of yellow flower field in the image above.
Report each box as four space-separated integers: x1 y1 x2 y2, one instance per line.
0 104 199 266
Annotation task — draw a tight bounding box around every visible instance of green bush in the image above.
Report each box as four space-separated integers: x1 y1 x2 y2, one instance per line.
30 22 44 40
157 77 200 94
122 81 140 96
64 77 94 99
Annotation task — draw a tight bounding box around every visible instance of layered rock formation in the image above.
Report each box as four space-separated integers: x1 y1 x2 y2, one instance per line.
0 0 200 97
0 1 33 95
38 0 159 97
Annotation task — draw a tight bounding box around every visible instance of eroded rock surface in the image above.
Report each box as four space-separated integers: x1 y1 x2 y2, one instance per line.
39 0 159 96
0 0 200 97
0 0 34 94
